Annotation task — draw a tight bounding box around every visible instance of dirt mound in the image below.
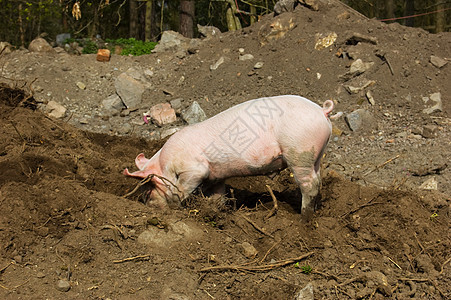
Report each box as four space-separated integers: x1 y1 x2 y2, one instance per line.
0 2 450 299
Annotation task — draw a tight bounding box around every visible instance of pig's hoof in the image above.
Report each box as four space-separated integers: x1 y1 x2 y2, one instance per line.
300 207 314 222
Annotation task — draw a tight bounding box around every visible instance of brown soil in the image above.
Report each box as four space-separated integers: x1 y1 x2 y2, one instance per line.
0 2 450 299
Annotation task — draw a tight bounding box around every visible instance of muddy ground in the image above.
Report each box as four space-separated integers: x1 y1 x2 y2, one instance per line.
0 1 450 299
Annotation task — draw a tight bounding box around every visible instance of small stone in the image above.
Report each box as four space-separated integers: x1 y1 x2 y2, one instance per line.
324 240 333 248
421 125 438 139
117 123 132 135
430 55 447 68
46 100 67 119
13 255 23 264
76 82 86 90
366 90 375 105
144 69 154 77
161 128 180 139
102 94 125 112
210 56 225 71
238 48 245 54
149 103 177 127
254 62 264 69
36 272 46 278
96 49 111 62
419 177 438 190
56 279 71 292
241 242 258 258
181 101 207 125
170 98 183 113
423 92 442 114
350 59 374 74
239 54 254 61
295 282 314 300
332 125 343 136
344 78 376 94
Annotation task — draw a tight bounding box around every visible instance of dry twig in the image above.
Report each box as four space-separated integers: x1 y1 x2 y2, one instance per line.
199 251 314 272
364 155 400 176
341 197 384 218
239 213 274 239
113 254 151 264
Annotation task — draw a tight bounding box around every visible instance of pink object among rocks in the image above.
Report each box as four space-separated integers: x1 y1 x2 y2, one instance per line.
149 103 177 127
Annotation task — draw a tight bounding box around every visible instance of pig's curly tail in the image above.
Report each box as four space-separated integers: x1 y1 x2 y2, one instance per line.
322 100 343 120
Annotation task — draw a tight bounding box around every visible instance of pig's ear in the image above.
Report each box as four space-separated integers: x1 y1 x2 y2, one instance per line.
124 168 149 179
135 153 150 170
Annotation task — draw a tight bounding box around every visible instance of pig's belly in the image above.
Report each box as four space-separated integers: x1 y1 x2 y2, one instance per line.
207 155 287 180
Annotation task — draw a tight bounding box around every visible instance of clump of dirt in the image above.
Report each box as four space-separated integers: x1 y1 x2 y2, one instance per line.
0 1 450 299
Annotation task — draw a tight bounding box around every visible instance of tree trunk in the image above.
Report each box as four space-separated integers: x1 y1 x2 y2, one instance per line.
384 0 394 23
435 0 445 33
180 0 195 38
225 0 241 31
129 0 139 38
250 4 257 24
145 0 153 41
404 0 414 27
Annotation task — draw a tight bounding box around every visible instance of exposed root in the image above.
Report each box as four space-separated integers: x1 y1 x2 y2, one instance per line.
264 184 279 219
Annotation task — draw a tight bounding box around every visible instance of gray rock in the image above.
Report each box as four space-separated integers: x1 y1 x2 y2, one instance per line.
170 98 183 113
56 33 71 47
0 42 12 54
117 123 132 135
56 279 71 292
152 30 199 53
345 109 377 131
36 271 46 278
430 55 447 69
350 59 374 75
46 100 67 119
421 125 438 138
274 0 298 15
29 37 54 52
197 24 221 39
210 56 225 71
182 101 207 125
295 282 314 300
115 72 145 109
423 92 442 114
102 94 125 113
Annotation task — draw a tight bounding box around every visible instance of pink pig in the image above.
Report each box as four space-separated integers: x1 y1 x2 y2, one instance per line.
124 95 340 219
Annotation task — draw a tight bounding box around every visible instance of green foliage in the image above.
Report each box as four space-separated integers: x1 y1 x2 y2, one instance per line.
203 216 217 227
106 38 157 56
294 263 313 274
82 39 98 54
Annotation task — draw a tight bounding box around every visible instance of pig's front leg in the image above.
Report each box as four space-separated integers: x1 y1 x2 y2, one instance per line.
172 164 211 203
284 149 322 221
203 180 226 200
